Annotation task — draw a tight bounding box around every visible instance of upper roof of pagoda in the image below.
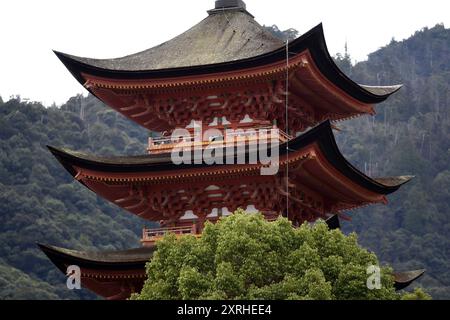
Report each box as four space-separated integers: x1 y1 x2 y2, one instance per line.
54 2 401 105
58 3 281 72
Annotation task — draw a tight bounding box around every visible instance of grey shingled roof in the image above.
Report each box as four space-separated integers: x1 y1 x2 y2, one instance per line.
360 85 403 96
393 270 426 290
375 176 415 187
39 244 155 264
63 10 284 71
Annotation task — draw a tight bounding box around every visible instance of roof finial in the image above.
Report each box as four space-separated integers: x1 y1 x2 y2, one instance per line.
214 0 246 10
209 0 251 16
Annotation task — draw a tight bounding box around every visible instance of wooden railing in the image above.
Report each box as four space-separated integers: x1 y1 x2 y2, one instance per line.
265 216 280 222
140 216 282 246
141 225 198 245
148 127 292 154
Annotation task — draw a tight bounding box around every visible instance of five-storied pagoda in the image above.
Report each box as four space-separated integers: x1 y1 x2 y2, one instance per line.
39 0 424 299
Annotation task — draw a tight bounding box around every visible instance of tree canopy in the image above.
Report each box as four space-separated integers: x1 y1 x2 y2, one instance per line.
132 212 429 300
264 25 299 42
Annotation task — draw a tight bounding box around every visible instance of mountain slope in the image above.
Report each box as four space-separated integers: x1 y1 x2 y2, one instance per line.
0 96 150 299
335 24 450 299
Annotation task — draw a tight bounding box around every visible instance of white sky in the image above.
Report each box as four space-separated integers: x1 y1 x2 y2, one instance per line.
0 0 448 106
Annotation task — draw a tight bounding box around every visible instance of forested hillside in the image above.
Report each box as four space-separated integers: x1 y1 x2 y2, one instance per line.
0 96 148 299
0 24 448 299
335 24 450 299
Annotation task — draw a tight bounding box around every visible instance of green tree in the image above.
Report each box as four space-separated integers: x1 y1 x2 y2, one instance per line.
401 288 432 300
132 211 423 300
264 25 299 42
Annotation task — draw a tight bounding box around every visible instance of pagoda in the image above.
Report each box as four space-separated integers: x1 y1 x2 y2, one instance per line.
39 0 424 300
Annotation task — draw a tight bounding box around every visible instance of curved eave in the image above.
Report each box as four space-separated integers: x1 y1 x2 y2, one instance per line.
290 121 414 195
54 24 401 104
393 270 426 291
47 121 412 196
37 243 154 272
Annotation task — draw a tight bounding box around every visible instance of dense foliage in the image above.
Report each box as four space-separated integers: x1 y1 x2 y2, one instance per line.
264 25 299 42
132 212 429 300
0 24 448 299
0 96 148 299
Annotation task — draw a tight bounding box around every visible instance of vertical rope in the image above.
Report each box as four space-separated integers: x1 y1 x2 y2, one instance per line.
285 39 289 221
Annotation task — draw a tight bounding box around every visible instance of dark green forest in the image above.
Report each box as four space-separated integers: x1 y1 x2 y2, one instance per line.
0 95 150 299
0 24 448 299
335 24 450 299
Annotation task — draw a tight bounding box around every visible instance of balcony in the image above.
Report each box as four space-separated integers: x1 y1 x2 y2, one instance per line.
148 126 292 154
140 215 281 246
141 225 199 246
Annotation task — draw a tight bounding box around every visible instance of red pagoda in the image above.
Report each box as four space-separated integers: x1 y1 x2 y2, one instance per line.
39 0 424 300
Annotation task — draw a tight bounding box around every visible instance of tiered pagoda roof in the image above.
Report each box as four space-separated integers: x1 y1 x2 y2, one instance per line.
47 121 412 228
38 244 155 300
39 0 422 300
54 6 401 133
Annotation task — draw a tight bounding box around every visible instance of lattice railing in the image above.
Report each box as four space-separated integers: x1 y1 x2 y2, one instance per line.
148 127 292 154
141 225 198 244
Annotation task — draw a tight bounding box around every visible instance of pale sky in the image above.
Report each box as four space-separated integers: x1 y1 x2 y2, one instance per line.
0 0 448 106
